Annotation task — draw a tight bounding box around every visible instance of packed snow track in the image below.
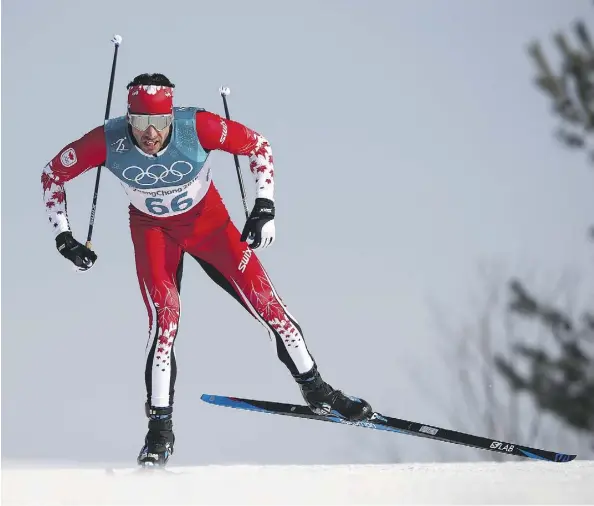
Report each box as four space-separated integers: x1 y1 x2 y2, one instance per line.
2 460 592 504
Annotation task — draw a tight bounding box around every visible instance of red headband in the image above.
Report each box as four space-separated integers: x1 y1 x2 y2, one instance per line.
127 85 173 114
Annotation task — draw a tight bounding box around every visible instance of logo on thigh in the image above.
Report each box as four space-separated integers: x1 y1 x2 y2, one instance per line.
238 247 252 272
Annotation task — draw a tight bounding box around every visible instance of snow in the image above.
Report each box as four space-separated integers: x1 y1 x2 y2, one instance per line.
2 460 593 505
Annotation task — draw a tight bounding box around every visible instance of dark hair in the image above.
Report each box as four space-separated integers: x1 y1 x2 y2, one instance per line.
126 73 175 89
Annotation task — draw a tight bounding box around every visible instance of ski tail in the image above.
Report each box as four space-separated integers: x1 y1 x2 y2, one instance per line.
200 394 577 463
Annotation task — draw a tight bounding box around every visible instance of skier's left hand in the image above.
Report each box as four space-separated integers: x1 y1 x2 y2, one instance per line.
240 198 275 249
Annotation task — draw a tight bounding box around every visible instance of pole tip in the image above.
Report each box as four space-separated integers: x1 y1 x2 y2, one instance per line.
219 86 231 96
112 34 123 46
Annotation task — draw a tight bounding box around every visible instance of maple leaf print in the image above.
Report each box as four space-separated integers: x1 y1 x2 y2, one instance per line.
41 172 54 192
52 189 66 204
46 201 55 209
255 142 270 158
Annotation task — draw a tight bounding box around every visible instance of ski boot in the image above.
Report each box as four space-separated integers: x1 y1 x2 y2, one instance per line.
295 364 373 421
137 404 175 467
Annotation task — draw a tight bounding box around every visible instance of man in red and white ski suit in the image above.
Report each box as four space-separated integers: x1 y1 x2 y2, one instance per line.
42 73 371 466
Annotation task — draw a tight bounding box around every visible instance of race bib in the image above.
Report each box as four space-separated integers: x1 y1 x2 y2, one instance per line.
122 164 212 217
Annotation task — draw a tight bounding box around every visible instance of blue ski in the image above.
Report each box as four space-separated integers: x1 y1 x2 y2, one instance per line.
200 394 576 463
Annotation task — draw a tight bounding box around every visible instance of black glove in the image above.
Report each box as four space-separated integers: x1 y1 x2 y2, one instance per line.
55 231 97 271
240 198 276 249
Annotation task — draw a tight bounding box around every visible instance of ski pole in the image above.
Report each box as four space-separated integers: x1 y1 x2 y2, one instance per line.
219 86 250 220
85 34 123 249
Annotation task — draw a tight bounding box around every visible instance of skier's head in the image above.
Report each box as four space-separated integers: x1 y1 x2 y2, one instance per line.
126 73 175 155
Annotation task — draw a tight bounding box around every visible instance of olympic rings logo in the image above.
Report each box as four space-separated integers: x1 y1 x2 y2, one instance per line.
122 161 194 186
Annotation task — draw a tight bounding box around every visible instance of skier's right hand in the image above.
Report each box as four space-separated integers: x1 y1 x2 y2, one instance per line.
55 231 97 272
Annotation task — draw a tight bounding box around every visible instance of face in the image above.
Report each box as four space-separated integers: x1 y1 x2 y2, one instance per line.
130 123 171 155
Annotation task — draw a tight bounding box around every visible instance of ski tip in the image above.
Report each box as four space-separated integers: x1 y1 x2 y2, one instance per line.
549 454 577 463
555 453 578 463
518 448 577 463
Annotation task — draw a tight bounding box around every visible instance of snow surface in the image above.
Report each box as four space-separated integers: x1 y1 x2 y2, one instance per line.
2 460 593 505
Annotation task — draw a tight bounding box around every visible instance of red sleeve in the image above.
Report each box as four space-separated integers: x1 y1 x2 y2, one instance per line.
194 111 275 200
41 125 107 237
45 125 107 184
195 110 260 154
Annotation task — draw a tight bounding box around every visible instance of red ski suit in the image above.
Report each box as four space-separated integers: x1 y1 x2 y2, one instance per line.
42 110 315 408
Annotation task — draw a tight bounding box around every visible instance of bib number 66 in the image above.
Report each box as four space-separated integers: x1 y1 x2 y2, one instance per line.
145 191 193 215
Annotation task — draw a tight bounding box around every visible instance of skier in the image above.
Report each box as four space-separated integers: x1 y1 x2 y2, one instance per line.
41 73 372 467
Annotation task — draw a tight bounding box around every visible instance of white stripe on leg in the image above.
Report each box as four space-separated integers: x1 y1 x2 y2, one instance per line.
231 279 314 374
